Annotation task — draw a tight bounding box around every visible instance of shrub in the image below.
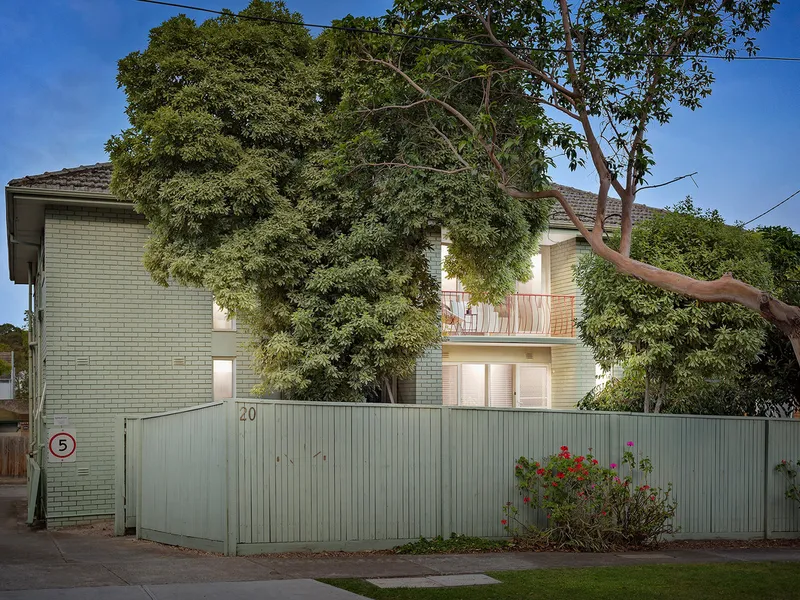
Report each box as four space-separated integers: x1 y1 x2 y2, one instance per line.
775 459 800 507
503 443 677 551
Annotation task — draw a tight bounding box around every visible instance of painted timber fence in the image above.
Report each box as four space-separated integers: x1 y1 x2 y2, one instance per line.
0 433 27 478
116 400 800 555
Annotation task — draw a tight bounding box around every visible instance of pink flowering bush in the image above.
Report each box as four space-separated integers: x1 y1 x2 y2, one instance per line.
775 459 800 506
502 443 677 551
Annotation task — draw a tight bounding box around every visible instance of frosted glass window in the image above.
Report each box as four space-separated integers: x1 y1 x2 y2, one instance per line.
518 365 548 408
489 364 513 408
212 301 235 331
460 364 486 406
442 365 458 406
213 359 234 400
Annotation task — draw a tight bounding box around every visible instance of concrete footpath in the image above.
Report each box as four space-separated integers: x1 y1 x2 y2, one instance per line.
3 483 800 598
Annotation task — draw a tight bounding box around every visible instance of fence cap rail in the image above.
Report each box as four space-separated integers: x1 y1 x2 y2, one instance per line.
139 401 224 421
226 399 800 423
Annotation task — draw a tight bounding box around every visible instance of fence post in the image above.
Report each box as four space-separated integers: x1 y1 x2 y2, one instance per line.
440 407 452 538
764 419 771 540
225 399 239 556
113 416 125 536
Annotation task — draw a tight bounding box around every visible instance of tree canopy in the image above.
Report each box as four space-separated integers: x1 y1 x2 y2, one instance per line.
575 199 772 414
107 1 551 401
330 0 799 363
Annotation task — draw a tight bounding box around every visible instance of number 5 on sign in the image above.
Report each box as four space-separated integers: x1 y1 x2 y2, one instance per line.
48 429 77 463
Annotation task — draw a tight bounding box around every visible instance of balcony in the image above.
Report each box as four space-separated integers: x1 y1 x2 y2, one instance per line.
441 291 576 338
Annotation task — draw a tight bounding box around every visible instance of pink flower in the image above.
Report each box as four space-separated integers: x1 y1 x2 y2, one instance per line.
610 463 617 469
626 441 634 447
560 445 569 451
501 519 507 525
536 468 545 476
650 495 656 501
523 496 530 504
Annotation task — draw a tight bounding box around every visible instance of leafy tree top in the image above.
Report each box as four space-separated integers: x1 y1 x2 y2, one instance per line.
576 198 772 395
107 1 553 400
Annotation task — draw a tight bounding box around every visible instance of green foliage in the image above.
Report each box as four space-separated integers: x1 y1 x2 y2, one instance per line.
393 533 513 554
775 459 800 508
504 443 677 551
0 323 29 400
748 227 800 410
109 1 552 401
333 0 776 195
576 199 772 413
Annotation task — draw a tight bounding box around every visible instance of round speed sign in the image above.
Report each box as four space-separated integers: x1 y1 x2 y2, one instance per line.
48 430 77 463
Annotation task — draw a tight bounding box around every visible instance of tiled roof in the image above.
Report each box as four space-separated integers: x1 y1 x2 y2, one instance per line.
7 162 113 194
7 163 660 227
551 184 661 227
0 399 28 415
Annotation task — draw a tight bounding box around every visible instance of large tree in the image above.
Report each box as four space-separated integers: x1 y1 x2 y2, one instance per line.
108 1 551 400
575 199 772 414
332 0 800 363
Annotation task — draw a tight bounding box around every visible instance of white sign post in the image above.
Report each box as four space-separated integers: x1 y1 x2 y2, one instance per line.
48 429 77 463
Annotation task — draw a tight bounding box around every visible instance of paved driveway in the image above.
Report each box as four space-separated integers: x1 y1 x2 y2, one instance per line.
0 484 366 598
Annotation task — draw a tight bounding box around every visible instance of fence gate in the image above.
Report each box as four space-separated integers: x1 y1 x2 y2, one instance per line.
114 417 140 535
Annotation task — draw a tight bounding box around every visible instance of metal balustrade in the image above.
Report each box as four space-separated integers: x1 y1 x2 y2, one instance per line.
441 291 576 337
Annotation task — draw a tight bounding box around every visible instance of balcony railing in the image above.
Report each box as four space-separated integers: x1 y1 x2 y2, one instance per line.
441 291 576 337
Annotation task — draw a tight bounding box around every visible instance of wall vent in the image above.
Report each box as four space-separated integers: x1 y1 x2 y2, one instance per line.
442 352 450 360
75 357 90 367
77 467 90 477
172 357 186 367
525 352 534 360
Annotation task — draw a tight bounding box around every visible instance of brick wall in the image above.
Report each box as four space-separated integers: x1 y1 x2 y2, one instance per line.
398 229 443 405
549 238 596 409
42 206 268 526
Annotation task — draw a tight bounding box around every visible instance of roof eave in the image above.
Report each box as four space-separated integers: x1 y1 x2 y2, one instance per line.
5 186 132 284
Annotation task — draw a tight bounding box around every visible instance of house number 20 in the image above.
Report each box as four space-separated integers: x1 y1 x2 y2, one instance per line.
239 406 257 421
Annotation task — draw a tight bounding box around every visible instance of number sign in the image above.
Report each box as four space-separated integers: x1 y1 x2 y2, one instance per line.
48 429 77 463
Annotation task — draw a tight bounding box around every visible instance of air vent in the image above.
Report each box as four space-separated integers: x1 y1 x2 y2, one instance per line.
442 352 450 359
77 467 90 477
75 357 90 367
172 357 186 367
525 352 534 360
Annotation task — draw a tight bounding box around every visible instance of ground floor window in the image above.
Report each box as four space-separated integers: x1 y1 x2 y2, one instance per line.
442 363 549 408
213 358 235 400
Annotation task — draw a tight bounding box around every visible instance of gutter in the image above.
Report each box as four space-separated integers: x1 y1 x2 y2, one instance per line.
5 186 133 283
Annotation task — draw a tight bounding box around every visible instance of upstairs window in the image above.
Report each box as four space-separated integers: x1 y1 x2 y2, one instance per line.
212 300 236 331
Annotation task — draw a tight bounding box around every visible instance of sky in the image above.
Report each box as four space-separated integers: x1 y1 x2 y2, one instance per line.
1 0 799 327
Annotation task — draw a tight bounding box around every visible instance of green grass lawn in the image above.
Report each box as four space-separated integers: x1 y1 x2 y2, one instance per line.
323 563 800 600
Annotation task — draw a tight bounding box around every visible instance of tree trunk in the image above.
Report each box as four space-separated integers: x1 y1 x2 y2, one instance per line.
643 372 651 414
653 380 667 414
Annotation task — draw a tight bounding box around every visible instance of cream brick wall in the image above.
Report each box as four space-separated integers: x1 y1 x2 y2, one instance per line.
399 229 443 405
549 238 597 409
42 206 271 526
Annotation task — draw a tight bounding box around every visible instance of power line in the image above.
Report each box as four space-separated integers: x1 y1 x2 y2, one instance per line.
742 189 800 227
136 0 800 63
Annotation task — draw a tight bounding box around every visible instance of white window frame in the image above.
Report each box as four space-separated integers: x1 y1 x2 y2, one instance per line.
516 363 551 409
212 299 236 331
212 358 236 401
443 362 551 409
